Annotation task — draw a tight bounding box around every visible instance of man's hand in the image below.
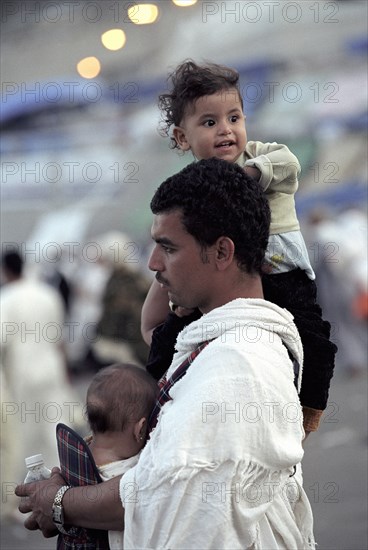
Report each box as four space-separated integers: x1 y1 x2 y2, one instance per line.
15 467 64 537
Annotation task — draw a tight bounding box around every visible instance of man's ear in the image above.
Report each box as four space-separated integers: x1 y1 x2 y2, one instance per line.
173 126 191 151
214 237 235 270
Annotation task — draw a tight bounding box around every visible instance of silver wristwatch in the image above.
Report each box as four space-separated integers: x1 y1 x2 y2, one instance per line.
52 485 72 534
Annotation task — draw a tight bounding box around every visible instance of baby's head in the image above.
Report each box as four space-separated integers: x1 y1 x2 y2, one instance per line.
86 364 158 451
159 60 246 162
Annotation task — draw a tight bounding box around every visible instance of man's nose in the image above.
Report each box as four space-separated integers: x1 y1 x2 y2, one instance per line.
148 245 162 272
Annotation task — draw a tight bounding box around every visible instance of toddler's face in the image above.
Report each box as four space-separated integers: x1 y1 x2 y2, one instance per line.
173 89 247 164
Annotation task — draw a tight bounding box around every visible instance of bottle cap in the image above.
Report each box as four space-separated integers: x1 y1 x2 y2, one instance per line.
25 454 44 468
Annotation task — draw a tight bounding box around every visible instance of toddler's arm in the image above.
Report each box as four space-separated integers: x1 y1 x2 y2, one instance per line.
244 141 300 193
141 280 196 346
141 279 171 346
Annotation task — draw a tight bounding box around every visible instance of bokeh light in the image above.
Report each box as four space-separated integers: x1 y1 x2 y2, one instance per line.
128 4 159 25
76 57 101 79
101 29 126 51
172 0 197 6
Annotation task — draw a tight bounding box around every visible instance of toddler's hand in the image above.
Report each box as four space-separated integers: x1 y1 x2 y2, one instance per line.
261 262 273 274
169 301 195 318
244 165 261 182
175 306 196 318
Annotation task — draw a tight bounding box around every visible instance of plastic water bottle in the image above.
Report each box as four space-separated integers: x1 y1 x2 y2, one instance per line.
24 454 52 483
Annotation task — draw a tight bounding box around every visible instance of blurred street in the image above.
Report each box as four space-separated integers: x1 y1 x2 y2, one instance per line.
1 367 367 550
303 369 367 550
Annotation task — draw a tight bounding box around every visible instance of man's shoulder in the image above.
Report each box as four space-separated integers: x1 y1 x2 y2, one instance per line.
179 298 297 356
190 298 299 371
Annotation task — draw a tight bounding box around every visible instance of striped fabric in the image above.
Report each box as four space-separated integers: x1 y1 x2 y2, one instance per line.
148 340 210 433
56 423 110 549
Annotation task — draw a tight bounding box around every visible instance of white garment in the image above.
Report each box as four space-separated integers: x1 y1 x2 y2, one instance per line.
267 231 315 279
121 299 315 549
1 278 80 484
98 454 140 550
65 261 112 362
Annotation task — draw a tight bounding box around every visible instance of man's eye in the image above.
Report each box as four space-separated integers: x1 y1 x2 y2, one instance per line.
162 245 174 253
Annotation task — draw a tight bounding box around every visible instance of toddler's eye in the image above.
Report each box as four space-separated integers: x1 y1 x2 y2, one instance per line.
203 119 215 127
230 115 240 123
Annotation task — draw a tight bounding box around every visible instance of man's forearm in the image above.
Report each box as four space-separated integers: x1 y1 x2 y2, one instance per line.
63 476 124 531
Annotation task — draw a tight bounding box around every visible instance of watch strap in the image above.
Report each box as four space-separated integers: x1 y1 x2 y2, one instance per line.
54 485 71 507
52 485 73 535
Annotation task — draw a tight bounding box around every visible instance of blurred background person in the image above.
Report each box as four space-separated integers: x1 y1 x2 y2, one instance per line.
82 232 150 371
63 236 114 373
40 257 73 316
64 231 149 374
0 249 82 521
307 206 367 377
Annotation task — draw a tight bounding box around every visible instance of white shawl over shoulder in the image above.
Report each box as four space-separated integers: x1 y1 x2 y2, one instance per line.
121 299 315 549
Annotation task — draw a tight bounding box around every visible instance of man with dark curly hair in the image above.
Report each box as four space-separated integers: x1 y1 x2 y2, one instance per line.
17 159 315 549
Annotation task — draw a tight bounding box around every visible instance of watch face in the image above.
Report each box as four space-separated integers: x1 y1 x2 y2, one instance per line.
52 505 73 535
52 504 63 525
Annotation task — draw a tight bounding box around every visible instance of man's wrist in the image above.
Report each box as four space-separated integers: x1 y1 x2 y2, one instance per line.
52 485 76 535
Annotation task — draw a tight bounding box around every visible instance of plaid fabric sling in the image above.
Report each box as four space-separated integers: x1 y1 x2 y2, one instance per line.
148 340 211 433
56 423 110 550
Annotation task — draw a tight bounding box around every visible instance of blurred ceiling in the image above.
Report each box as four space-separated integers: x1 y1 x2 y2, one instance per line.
1 0 366 84
1 0 367 248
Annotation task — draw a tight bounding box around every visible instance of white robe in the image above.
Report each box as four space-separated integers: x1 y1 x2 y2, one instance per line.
0 278 80 485
121 298 315 549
